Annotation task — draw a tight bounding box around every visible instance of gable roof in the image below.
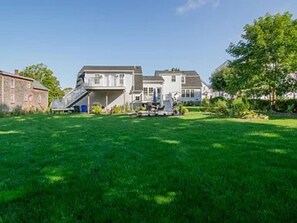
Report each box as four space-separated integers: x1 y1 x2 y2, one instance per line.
0 70 34 81
155 70 202 88
143 76 164 82
79 66 142 74
182 71 202 88
154 70 183 76
33 80 49 91
134 74 143 92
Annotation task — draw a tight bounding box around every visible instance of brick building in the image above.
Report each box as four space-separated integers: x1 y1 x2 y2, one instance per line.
0 69 48 112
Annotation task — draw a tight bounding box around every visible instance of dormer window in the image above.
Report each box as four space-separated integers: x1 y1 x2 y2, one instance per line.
171 75 176 82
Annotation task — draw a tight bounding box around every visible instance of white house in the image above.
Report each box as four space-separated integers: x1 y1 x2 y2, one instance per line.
155 70 202 104
52 66 204 112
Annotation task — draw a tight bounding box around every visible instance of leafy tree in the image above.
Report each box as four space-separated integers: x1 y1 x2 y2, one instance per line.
210 65 238 96
227 12 297 105
210 68 227 96
20 63 63 104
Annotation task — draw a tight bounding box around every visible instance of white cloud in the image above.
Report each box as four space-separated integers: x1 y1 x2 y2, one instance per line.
176 0 220 14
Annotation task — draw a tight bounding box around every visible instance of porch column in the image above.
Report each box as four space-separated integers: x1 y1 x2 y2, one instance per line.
160 85 164 106
105 93 108 109
123 90 126 112
87 92 90 114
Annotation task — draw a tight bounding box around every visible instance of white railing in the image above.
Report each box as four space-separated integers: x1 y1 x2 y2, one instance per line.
52 85 87 109
86 77 124 87
63 85 87 106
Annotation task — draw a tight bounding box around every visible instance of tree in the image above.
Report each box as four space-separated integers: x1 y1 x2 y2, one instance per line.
227 12 297 105
210 68 227 96
20 63 64 104
210 65 239 96
171 68 180 72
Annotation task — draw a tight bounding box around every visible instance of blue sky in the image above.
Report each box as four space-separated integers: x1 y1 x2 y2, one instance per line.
1 0 297 88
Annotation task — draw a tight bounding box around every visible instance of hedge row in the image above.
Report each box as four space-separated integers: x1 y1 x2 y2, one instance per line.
202 98 297 113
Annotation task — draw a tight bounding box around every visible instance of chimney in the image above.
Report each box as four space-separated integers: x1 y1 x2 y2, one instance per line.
14 69 19 75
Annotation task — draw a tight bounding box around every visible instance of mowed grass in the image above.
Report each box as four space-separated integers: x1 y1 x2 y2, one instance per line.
0 113 297 223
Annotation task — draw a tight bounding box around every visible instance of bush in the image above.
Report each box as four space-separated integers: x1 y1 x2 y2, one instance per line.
91 105 102 114
247 99 271 111
0 110 5 118
112 105 123 114
214 99 229 115
210 97 227 105
178 105 188 115
231 98 249 117
125 102 131 113
242 111 269 120
186 101 194 106
11 105 24 116
136 106 146 112
274 99 297 113
202 98 210 106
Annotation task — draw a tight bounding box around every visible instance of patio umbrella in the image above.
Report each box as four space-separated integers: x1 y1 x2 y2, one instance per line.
153 88 157 105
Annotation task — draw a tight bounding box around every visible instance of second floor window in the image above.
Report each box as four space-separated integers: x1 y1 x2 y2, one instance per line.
171 75 176 82
119 74 124 85
143 88 148 95
27 82 31 88
94 78 101 85
181 76 185 84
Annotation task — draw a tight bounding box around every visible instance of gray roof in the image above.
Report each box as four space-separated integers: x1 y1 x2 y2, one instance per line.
0 70 34 81
182 71 202 88
79 66 142 74
134 74 143 92
154 70 183 76
155 70 202 88
143 76 164 82
33 80 49 91
215 60 231 72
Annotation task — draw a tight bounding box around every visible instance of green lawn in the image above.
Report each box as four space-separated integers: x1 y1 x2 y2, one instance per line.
0 113 297 222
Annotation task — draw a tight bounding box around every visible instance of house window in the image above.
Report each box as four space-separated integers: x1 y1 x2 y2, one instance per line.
38 95 42 103
24 94 28 102
171 75 176 82
135 96 140 101
182 90 185 97
149 87 153 94
27 82 31 88
190 89 194 98
94 78 101 85
143 88 148 95
11 79 15 88
157 88 161 94
181 76 185 84
186 90 190 97
10 94 15 103
119 74 124 85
